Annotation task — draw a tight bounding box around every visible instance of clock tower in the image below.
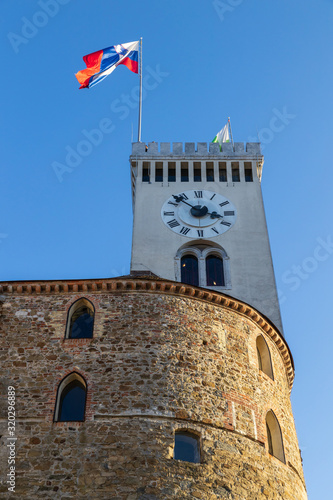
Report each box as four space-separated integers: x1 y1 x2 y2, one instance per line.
0 137 307 499
130 140 283 332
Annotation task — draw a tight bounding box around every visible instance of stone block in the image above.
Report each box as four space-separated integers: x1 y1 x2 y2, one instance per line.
132 142 146 155
221 142 233 153
209 143 220 154
160 142 171 154
148 142 159 154
234 142 245 153
246 143 261 154
185 142 195 154
172 142 183 154
197 142 208 154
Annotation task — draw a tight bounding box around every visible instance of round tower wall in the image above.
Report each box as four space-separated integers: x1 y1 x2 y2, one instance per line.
0 282 307 499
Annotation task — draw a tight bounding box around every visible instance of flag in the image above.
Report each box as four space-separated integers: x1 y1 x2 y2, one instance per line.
75 41 139 89
212 124 230 147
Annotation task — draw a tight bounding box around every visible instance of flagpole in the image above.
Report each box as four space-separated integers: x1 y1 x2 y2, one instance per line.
228 117 234 150
137 37 143 142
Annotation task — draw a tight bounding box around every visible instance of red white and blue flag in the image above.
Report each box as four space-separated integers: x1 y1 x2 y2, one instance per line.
75 41 139 89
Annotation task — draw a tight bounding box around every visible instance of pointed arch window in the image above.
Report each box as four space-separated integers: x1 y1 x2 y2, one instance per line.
54 373 87 422
181 255 199 286
66 298 94 339
174 431 200 463
256 335 274 379
206 255 225 286
266 410 285 463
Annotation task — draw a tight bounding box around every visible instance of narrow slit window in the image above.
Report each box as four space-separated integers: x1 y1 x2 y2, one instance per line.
232 163 240 182
206 162 214 182
219 162 227 182
256 335 274 379
194 162 202 182
155 162 163 182
266 411 285 463
181 162 189 182
142 162 150 182
168 162 176 182
174 431 200 463
245 162 253 182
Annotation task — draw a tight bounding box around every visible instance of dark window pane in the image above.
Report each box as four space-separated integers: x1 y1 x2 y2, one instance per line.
245 168 253 182
174 432 200 463
232 168 240 182
142 168 150 182
168 168 176 182
155 168 163 182
219 163 227 182
59 381 86 421
181 255 199 286
206 255 224 286
206 168 214 182
69 306 94 339
181 166 189 182
194 169 201 182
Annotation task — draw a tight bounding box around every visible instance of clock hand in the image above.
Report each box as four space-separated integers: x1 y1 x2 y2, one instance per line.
173 195 223 219
208 211 223 219
172 194 195 209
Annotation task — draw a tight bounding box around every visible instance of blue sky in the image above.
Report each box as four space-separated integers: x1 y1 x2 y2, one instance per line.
1 1 333 497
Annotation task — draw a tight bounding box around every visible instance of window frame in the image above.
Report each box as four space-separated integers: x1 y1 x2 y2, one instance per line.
174 430 201 464
65 298 95 339
265 410 285 463
256 335 274 380
175 245 231 290
53 372 87 423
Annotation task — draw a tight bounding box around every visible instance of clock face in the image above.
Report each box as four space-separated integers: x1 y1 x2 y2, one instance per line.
161 189 237 239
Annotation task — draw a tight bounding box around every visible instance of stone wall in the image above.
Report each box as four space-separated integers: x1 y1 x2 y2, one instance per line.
0 278 307 499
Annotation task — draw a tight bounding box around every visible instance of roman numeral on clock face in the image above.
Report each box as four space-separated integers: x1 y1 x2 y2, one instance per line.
168 201 178 207
180 227 191 235
210 194 216 200
164 211 174 216
219 201 229 207
224 211 235 216
220 221 231 227
179 192 188 199
197 229 204 237
167 219 180 228
211 227 219 234
194 191 203 198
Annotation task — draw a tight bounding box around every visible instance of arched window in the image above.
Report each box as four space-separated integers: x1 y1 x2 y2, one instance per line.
66 298 94 339
181 255 199 286
256 335 274 379
54 373 87 422
174 431 200 463
206 255 224 286
175 244 231 290
266 411 285 463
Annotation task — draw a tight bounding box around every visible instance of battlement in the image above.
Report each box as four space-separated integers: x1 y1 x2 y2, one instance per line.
131 141 262 157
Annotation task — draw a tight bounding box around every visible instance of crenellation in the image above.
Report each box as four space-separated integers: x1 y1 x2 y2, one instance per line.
234 142 245 153
160 142 170 154
148 141 158 154
131 142 263 158
172 142 183 154
185 142 195 154
209 142 220 154
197 142 208 154
246 142 261 154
